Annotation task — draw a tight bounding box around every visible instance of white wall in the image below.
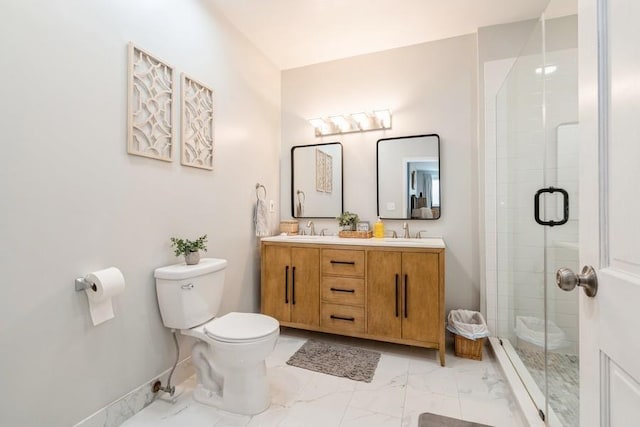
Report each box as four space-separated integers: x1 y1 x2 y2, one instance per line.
0 1 280 425
281 35 480 314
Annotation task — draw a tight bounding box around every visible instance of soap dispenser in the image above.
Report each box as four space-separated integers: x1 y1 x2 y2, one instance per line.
374 217 385 238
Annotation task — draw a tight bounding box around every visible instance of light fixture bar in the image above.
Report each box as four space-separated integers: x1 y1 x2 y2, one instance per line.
308 109 392 137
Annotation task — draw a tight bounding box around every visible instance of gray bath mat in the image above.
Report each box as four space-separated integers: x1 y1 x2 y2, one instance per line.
286 339 381 382
418 413 492 427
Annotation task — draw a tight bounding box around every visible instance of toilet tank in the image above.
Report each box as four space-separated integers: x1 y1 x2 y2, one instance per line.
154 258 227 329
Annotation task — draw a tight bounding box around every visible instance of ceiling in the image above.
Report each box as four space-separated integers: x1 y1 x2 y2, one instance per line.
208 0 576 70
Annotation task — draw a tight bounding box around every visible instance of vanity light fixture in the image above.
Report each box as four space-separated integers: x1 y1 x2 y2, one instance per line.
535 65 557 75
308 109 392 137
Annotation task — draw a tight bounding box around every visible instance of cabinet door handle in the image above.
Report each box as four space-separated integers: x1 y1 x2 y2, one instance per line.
404 274 408 318
285 266 289 304
330 287 355 293
395 274 399 317
330 315 355 322
330 260 355 265
292 266 296 305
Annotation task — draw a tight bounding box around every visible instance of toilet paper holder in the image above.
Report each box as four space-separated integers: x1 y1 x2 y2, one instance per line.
75 277 97 292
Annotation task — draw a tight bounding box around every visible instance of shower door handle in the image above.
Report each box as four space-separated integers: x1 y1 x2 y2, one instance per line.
534 187 569 227
556 265 598 297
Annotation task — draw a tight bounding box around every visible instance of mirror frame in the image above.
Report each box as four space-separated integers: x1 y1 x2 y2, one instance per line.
291 142 344 219
376 134 441 220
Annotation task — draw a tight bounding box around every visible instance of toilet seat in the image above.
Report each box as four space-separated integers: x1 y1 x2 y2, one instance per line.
202 312 279 343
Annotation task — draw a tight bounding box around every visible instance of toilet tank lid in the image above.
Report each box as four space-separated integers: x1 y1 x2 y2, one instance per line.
154 258 228 280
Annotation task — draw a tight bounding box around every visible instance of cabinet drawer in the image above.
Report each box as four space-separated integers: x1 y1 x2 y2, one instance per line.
321 277 364 306
321 303 365 334
321 249 365 277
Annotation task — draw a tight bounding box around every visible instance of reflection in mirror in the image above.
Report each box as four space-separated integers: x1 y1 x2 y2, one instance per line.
291 142 343 218
377 134 440 220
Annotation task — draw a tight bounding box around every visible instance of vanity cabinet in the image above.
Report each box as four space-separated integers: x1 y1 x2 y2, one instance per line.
261 245 319 327
260 238 445 366
367 250 443 365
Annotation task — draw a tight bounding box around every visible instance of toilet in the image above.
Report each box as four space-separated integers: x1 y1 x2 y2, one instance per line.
154 258 280 415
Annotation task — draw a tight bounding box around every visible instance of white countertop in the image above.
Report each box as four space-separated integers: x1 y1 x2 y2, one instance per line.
261 234 445 249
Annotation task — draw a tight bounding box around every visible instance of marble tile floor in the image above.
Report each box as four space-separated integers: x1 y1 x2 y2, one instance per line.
516 347 578 427
122 329 525 427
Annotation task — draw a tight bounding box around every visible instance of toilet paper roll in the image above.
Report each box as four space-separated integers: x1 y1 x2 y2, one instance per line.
85 267 126 326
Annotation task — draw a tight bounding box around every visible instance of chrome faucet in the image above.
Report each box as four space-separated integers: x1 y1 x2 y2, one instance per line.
416 230 427 239
320 228 329 236
306 221 315 236
402 222 410 238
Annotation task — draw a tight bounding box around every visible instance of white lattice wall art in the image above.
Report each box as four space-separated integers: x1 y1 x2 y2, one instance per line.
181 74 214 170
127 43 174 161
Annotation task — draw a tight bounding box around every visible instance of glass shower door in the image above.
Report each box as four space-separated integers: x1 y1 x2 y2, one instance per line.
496 17 548 416
542 15 579 425
495 9 579 427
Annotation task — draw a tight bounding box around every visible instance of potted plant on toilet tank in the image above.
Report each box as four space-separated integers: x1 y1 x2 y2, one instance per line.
170 234 207 265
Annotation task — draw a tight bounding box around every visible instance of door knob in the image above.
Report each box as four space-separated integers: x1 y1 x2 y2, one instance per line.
556 265 598 297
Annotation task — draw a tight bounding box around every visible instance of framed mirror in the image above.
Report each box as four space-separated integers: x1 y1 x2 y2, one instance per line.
377 134 440 219
291 142 343 218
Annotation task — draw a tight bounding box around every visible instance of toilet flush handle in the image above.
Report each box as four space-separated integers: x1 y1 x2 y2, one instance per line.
181 283 194 290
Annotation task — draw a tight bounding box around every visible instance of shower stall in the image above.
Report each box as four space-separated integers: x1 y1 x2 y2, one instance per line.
489 5 578 427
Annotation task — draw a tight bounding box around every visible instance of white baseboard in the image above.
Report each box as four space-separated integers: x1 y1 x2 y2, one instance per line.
73 357 194 427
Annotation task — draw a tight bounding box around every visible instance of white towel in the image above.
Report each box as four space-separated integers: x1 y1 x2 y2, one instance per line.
255 197 269 237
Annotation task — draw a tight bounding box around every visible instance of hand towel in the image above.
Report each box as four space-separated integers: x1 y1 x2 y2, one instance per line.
255 197 269 237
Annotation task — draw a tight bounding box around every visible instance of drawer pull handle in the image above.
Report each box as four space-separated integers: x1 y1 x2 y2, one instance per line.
330 287 355 293
330 315 355 322
330 260 356 265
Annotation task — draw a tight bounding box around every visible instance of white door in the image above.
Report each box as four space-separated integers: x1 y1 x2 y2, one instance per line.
578 0 640 425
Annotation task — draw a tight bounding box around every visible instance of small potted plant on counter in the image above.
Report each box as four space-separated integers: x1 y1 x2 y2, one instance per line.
170 234 208 265
337 211 359 231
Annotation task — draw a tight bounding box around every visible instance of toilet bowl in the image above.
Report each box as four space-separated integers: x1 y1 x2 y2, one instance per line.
154 258 280 415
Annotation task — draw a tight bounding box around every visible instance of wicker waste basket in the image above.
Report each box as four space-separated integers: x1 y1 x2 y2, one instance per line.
447 309 489 361
454 335 485 361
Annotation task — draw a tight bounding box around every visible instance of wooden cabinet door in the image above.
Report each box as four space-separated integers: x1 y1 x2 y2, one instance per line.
401 252 439 343
262 245 291 322
290 247 320 326
367 250 402 338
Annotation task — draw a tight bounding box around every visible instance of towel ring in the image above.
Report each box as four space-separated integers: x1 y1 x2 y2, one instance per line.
256 183 267 200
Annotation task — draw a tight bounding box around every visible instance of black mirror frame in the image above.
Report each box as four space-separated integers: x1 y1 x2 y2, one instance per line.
291 142 344 219
376 134 441 220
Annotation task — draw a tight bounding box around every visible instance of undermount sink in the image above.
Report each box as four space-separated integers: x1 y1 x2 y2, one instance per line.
381 237 445 247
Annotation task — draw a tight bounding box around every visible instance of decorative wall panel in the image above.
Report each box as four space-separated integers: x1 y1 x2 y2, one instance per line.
181 74 214 170
127 43 174 161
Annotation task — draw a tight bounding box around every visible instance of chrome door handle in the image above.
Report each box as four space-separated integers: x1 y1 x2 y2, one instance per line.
556 266 598 297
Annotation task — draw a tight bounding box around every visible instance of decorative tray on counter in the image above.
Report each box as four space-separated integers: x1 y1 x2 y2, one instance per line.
338 230 373 238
